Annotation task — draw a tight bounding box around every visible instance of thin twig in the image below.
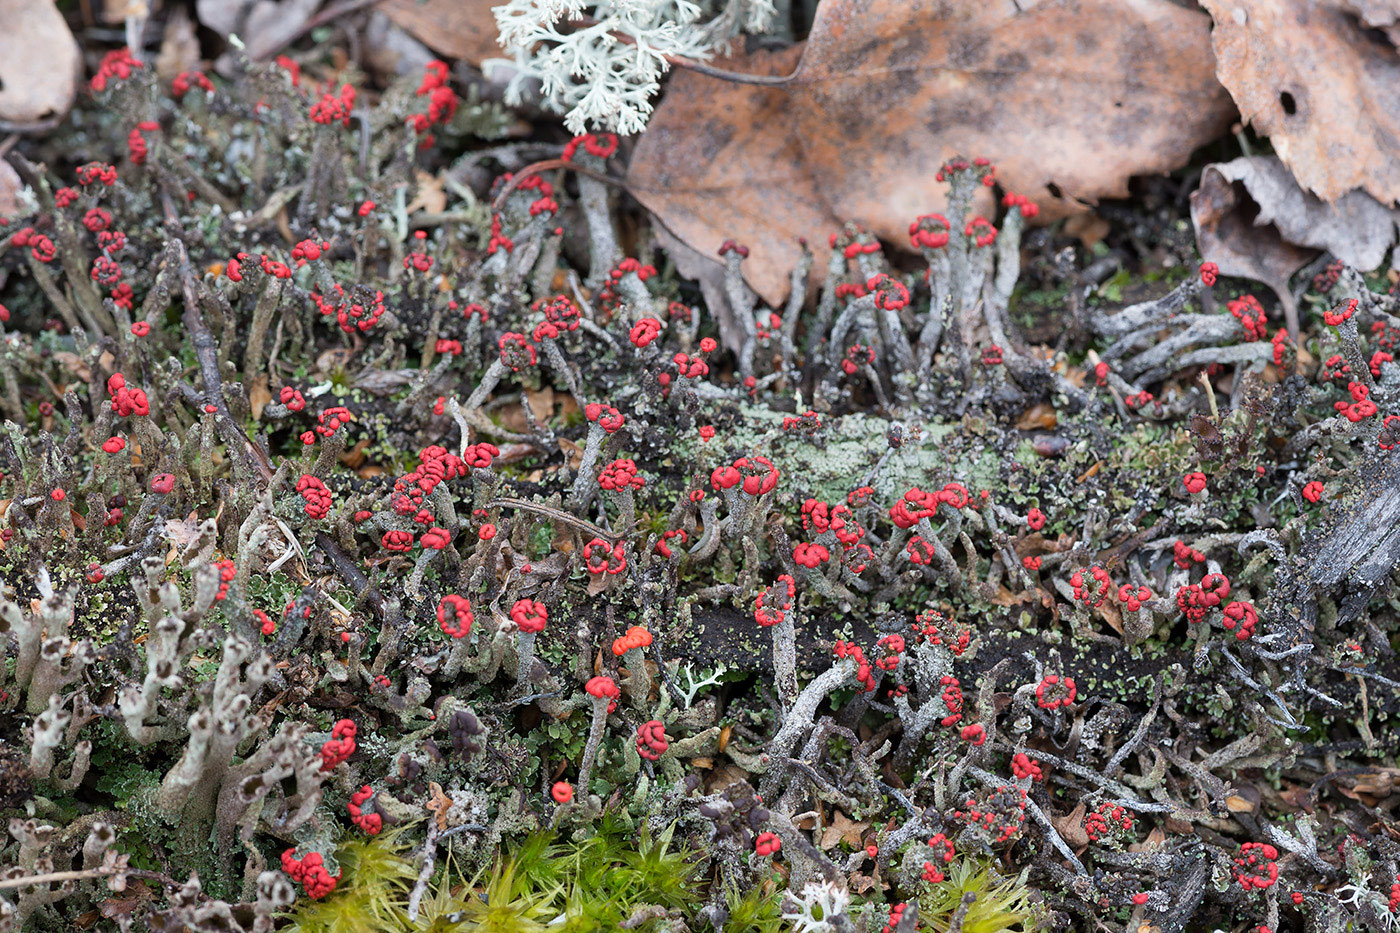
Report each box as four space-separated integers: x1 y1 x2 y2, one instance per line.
490 159 625 211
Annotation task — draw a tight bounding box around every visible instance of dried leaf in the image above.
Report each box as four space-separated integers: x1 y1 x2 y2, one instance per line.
1052 801 1090 849
1190 159 1314 327
819 810 869 851
406 170 448 216
380 0 502 67
248 375 272 421
629 0 1233 305
155 6 201 82
1015 403 1058 431
1201 0 1400 204
426 781 453 830
51 351 92 383
0 0 80 124
1192 157 1398 304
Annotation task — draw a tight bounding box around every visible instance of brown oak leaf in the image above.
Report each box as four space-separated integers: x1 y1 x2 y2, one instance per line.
629 0 1234 305
1200 0 1400 204
381 0 503 67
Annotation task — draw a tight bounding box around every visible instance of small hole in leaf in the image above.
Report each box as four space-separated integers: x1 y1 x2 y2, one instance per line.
1280 91 1297 115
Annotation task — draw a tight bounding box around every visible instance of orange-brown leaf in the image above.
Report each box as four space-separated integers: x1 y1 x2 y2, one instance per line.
629 0 1233 305
1201 0 1400 204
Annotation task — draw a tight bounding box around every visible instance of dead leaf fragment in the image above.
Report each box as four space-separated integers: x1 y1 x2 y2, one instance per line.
381 0 502 67
406 170 448 216
1190 160 1314 326
819 810 869 851
630 0 1234 305
1201 0 1400 204
0 0 81 124
1052 801 1090 849
1192 156 1398 288
155 6 202 82
426 781 453 829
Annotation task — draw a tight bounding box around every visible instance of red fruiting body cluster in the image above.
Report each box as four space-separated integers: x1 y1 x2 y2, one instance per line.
586 675 620 711
909 213 951 249
1084 801 1135 845
150 473 176 494
781 410 822 434
348 785 381 835
1177 572 1231 626
127 121 159 165
310 84 357 126
407 60 458 144
629 317 662 347
437 595 473 638
794 542 830 568
1002 192 1040 218
91 48 143 92
965 216 997 247
551 781 573 803
102 437 126 454
296 475 332 519
510 599 548 634
1173 539 1205 569
910 609 971 656
12 228 57 263
834 640 876 692
1125 390 1155 410
875 633 905 672
1200 261 1219 286
1335 382 1377 422
498 332 537 371
954 784 1027 843
583 538 627 575
1302 480 1324 503
1182 471 1208 494
1117 584 1152 612
599 458 645 491
636 720 668 760
711 455 780 496
77 162 118 187
1233 842 1279 891
879 903 911 933
1070 566 1112 608
584 402 625 433
754 831 781 857
655 528 688 558
611 625 652 656
982 344 1004 366
281 849 340 899
1035 674 1076 710
754 574 796 627
105 369 149 414
1323 298 1357 326
841 343 875 375
256 609 275 636
1011 753 1042 781
960 723 986 745
172 70 214 98
598 258 656 317
1027 508 1046 530
311 284 387 333
211 559 236 600
1227 295 1268 341
921 833 955 883
319 719 357 771
889 483 968 528
561 132 619 162
1221 600 1259 640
